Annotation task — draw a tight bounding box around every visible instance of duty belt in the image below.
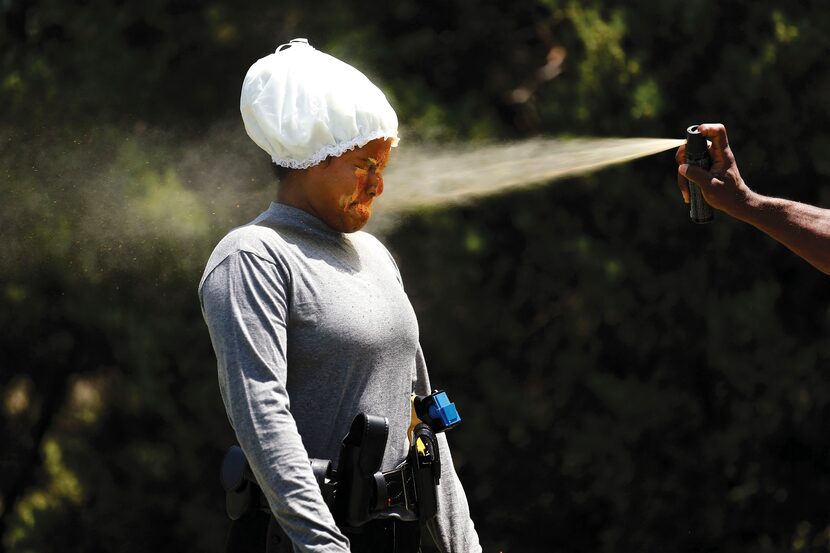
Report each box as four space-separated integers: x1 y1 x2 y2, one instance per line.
221 415 442 527
220 391 460 529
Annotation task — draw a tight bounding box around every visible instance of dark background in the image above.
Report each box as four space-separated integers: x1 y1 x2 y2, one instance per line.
2 1 830 551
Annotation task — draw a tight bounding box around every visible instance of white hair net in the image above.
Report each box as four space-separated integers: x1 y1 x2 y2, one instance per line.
240 38 399 169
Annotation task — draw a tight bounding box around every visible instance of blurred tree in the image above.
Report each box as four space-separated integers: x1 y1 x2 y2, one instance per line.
3 0 830 552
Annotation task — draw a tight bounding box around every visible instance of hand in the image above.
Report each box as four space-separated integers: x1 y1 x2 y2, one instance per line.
675 123 754 218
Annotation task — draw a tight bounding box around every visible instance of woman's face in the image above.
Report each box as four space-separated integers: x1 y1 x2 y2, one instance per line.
303 138 392 233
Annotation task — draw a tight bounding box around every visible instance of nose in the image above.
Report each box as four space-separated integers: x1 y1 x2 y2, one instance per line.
365 169 384 197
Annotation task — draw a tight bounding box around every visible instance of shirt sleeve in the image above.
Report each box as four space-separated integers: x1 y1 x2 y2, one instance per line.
412 345 483 553
199 250 350 553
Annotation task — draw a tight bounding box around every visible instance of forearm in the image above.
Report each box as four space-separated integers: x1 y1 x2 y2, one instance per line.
732 191 830 275
426 432 483 553
412 346 481 552
222 369 350 553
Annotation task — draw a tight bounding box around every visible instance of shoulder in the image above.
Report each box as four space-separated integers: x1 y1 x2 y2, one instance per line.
215 224 288 261
349 231 404 281
198 224 290 292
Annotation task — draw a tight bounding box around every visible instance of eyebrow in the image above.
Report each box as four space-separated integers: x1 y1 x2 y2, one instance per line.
354 157 381 168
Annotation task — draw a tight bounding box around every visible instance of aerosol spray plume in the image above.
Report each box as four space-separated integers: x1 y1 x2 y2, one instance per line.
368 136 684 231
1 125 686 276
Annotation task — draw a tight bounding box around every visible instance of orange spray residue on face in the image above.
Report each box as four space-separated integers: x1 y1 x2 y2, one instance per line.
342 156 384 222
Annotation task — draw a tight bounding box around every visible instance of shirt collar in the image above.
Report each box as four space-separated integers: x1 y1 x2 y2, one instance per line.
257 202 343 238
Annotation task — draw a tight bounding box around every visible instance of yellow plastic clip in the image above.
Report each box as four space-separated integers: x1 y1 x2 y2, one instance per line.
416 436 427 456
408 393 420 441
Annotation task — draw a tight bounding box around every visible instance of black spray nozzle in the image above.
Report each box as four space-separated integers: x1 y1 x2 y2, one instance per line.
685 125 708 158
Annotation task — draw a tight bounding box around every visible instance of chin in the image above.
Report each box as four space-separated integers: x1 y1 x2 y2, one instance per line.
341 206 371 232
343 219 369 233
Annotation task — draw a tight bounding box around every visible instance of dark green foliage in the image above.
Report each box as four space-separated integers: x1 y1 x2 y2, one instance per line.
3 0 830 551
388 160 830 552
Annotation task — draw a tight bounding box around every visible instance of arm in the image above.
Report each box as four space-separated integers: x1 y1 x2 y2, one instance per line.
200 251 350 553
676 123 830 275
731 193 830 275
412 346 483 553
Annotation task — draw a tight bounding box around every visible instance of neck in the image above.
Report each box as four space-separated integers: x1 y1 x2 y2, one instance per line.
276 178 319 220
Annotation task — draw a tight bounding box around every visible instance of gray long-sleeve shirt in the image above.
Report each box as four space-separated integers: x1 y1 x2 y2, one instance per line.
199 202 481 552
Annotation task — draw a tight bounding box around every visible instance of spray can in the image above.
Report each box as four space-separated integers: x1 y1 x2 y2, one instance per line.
685 125 714 224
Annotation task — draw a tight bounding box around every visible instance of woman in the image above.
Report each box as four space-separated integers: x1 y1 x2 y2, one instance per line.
199 39 481 553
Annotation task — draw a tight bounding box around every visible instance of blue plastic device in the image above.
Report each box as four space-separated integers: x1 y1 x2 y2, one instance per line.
415 390 461 432
429 392 460 428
